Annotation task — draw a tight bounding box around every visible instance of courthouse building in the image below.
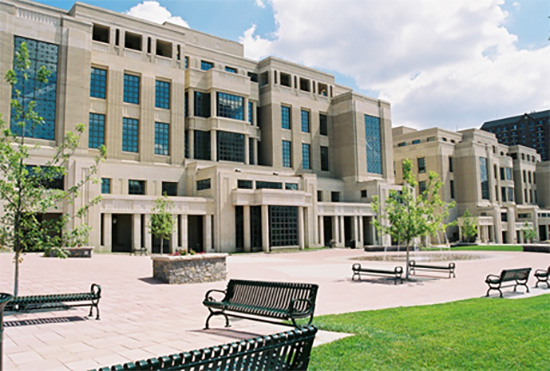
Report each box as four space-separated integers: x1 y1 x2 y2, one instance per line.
393 126 550 243
0 0 396 253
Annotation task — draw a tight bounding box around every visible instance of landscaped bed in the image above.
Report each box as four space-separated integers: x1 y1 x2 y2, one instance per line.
309 294 550 370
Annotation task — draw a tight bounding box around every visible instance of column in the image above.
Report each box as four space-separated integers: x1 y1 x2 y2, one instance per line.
332 216 339 246
339 216 345 245
358 216 364 247
244 97 249 123
204 215 212 251
171 215 178 252
318 216 325 247
132 213 141 252
298 206 305 250
352 216 359 243
459 225 463 242
211 130 217 161
371 218 377 245
144 214 152 253
180 215 188 252
103 213 112 252
261 205 270 252
243 206 251 252
188 129 194 159
253 138 258 163
244 134 250 165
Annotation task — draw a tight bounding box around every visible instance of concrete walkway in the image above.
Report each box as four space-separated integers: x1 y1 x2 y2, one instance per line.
0 248 548 370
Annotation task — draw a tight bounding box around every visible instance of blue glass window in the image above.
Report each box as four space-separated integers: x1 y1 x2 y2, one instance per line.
197 179 211 190
155 80 170 109
301 110 310 132
194 130 211 160
225 66 237 73
88 113 105 149
282 140 292 167
281 105 291 129
217 131 244 162
123 74 140 104
194 91 211 118
129 180 146 195
418 157 426 173
217 92 244 120
11 36 59 140
365 115 383 174
320 113 328 135
101 178 111 194
155 122 169 155
184 92 189 117
201 60 213 71
248 101 253 124
90 67 107 99
479 157 489 200
302 143 311 170
122 117 139 152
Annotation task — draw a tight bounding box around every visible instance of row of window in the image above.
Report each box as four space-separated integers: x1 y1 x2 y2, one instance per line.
398 136 457 147
281 106 328 135
101 178 178 196
237 180 298 190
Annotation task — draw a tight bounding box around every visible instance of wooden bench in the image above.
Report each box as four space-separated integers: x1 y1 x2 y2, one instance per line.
409 260 456 278
534 266 549 288
203 279 318 329
94 325 317 371
352 263 403 284
4 284 101 319
485 268 531 297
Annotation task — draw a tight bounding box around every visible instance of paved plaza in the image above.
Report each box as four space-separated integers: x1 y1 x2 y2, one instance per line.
1 248 549 370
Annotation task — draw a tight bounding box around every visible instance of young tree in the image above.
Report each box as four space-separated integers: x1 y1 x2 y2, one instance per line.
522 222 537 243
372 159 454 279
460 209 478 243
149 195 175 255
1 42 104 296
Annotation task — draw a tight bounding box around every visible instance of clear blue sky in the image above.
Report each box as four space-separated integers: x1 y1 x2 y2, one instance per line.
33 0 549 130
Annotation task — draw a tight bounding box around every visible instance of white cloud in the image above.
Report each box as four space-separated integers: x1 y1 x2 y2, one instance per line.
125 1 189 28
255 0 266 9
241 0 549 130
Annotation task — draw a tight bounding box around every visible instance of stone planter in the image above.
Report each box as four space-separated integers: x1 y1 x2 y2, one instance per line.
152 254 227 284
45 246 93 258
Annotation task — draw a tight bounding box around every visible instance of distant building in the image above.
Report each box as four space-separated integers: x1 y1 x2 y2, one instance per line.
481 110 550 161
392 126 550 243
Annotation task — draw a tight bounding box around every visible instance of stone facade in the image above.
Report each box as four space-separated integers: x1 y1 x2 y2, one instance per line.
152 254 227 284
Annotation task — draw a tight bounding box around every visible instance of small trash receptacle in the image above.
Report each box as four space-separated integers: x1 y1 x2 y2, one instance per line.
350 240 356 249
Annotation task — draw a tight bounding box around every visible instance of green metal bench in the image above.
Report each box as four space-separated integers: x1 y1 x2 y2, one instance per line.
94 325 317 371
485 268 531 297
409 260 456 278
352 263 403 284
4 283 101 319
203 280 318 329
534 266 549 288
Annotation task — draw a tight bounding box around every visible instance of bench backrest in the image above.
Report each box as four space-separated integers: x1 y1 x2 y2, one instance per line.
500 268 531 281
225 279 318 314
96 326 318 371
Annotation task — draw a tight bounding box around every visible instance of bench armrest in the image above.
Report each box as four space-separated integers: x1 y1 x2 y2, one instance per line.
485 274 500 282
204 289 226 302
91 283 101 297
289 298 314 315
535 268 549 275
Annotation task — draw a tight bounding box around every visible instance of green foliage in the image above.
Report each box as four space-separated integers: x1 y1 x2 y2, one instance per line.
522 222 537 243
149 195 175 254
372 159 454 278
1 41 105 295
460 209 478 242
310 294 550 370
451 245 522 252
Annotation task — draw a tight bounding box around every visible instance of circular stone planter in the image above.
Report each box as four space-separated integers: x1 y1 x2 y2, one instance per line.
152 254 227 284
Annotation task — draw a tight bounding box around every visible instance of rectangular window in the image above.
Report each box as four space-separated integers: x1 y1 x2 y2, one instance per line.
302 143 311 170
321 146 329 171
90 67 107 99
505 167 512 181
194 92 211 118
320 113 328 136
419 181 427 194
317 191 323 201
269 206 298 247
285 183 298 190
528 171 532 184
225 66 237 73
501 187 507 202
523 170 526 182
398 142 407 147
217 92 244 120
162 181 178 196
154 122 170 155
507 187 514 202
249 138 255 165
301 110 310 132
123 73 140 104
282 140 292 167
155 80 170 109
449 157 453 173
412 139 421 145
248 102 253 124
11 36 59 140
92 24 110 43
201 60 213 71
417 157 426 173
500 167 505 180
361 190 367 198
256 181 282 189
450 180 455 199
122 118 139 152
194 130 211 160
281 105 291 129
331 192 340 202
217 131 244 162
237 180 253 189
88 113 105 149
128 180 145 195
101 178 111 194
197 179 211 190
479 157 489 200
365 115 383 174
184 91 189 117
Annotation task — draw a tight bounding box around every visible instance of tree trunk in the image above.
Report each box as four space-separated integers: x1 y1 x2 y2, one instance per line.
160 238 164 256
405 239 410 280
13 250 20 297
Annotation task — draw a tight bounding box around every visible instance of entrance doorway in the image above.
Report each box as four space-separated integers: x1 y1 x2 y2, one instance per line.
112 214 132 253
188 215 204 252
323 216 332 246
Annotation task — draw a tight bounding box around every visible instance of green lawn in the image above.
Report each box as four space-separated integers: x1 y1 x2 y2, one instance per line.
452 245 523 251
309 294 550 370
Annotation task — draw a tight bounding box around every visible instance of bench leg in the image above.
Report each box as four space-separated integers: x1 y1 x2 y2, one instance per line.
535 278 549 288
486 287 502 298
204 310 230 329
